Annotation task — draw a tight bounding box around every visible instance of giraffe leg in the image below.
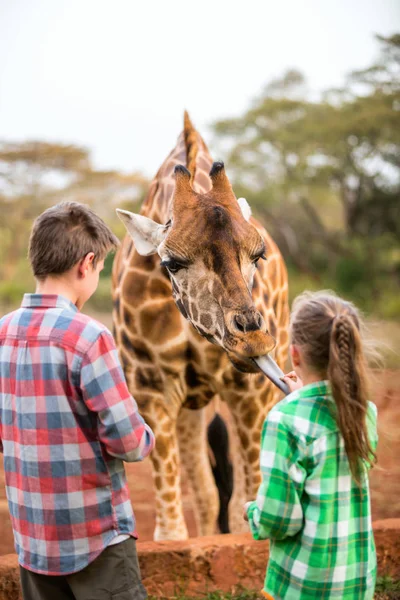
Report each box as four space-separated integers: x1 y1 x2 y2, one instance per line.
225 414 250 534
222 382 278 534
144 407 189 541
177 406 219 537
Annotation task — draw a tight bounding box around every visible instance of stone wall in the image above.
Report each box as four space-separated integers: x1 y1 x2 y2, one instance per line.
0 521 398 599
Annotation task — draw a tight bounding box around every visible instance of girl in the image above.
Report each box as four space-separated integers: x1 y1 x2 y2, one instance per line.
245 291 378 600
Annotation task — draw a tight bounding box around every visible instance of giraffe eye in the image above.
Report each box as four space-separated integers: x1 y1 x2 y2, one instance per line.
252 252 267 265
160 259 186 274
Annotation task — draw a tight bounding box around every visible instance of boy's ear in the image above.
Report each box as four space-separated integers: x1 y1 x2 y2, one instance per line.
79 252 95 276
116 209 169 256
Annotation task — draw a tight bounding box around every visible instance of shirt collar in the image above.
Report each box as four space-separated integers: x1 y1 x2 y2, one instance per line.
299 380 331 398
21 294 78 314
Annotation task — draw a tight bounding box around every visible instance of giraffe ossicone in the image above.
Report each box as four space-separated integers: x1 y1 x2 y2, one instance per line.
112 113 289 540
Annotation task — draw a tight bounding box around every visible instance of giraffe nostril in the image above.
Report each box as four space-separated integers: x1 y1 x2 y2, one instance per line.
233 314 246 333
233 312 263 333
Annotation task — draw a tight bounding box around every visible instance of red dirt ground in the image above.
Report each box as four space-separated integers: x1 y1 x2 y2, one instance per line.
0 369 397 553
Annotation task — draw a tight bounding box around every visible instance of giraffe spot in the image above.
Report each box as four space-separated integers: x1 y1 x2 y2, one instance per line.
121 331 151 361
268 262 278 288
167 506 177 518
241 408 257 429
200 313 213 329
122 271 148 305
162 491 177 502
151 210 162 224
269 319 277 339
186 344 200 363
155 476 162 490
183 393 211 410
113 296 120 315
123 309 132 328
156 436 169 459
263 292 269 306
280 330 289 345
189 282 198 296
149 278 172 299
260 388 273 404
254 373 265 389
128 337 153 363
272 295 279 316
253 431 261 443
135 366 163 393
248 448 259 464
120 350 129 372
166 475 175 486
185 363 201 388
135 393 152 412
134 253 158 272
140 301 182 344
222 371 233 386
232 369 248 390
152 455 161 470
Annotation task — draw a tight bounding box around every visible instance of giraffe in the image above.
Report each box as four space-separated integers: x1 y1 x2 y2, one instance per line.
112 113 289 541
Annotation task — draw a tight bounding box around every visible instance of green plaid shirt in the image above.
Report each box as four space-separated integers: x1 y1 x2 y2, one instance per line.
247 381 377 600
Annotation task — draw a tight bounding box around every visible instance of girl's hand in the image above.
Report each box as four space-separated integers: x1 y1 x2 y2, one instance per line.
281 371 303 392
243 501 253 522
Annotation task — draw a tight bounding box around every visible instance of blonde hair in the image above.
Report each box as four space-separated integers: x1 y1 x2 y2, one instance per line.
290 291 376 484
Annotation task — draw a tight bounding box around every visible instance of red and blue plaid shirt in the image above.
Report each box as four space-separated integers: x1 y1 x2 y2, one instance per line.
0 294 155 575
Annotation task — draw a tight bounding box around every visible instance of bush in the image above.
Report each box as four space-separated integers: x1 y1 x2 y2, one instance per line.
86 277 113 312
0 280 33 311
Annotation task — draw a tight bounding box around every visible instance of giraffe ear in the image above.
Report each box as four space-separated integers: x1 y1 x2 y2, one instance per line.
237 197 252 222
116 209 168 256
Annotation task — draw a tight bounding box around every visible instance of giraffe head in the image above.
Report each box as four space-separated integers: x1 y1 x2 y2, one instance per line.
117 162 276 373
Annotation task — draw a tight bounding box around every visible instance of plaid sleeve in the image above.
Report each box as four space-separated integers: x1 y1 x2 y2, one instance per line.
80 331 155 462
247 411 306 541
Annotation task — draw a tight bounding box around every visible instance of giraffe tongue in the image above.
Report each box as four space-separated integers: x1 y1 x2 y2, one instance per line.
253 355 290 396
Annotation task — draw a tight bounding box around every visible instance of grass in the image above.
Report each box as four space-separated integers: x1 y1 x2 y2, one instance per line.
375 576 400 599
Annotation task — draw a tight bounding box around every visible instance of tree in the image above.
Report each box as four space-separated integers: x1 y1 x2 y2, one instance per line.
212 35 400 313
0 142 148 284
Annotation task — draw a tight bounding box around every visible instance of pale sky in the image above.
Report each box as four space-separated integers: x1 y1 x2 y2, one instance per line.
0 0 399 176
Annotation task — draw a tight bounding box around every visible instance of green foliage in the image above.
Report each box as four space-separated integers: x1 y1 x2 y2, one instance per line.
0 280 31 307
0 140 148 286
86 277 114 313
375 576 400 598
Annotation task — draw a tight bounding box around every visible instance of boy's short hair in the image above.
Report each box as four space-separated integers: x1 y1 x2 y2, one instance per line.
29 201 120 280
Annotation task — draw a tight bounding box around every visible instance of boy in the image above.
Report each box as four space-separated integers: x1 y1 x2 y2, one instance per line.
0 201 155 600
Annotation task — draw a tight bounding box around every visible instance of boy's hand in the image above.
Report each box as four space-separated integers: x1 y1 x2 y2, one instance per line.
281 371 303 392
243 501 253 522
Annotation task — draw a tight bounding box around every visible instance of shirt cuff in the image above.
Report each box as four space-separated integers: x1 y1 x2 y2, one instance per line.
247 501 263 540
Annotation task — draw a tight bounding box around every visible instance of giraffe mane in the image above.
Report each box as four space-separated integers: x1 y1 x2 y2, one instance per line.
183 110 199 184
